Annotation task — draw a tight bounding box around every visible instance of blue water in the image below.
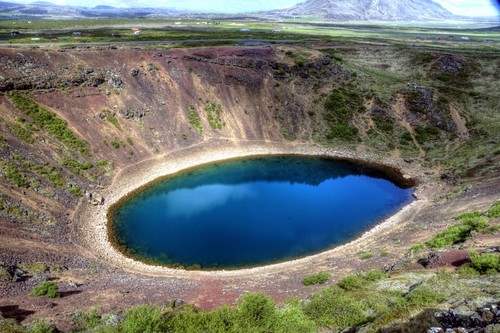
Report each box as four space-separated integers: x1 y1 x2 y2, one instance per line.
111 157 413 269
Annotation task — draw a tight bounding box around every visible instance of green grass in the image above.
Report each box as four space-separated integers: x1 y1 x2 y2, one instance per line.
8 92 89 154
187 106 203 135
358 251 373 260
63 159 93 175
105 112 121 130
323 86 364 141
469 251 500 274
487 201 500 218
19 262 48 275
7 122 34 144
302 272 331 286
31 281 59 298
111 139 122 149
0 161 29 187
425 212 488 249
205 102 224 130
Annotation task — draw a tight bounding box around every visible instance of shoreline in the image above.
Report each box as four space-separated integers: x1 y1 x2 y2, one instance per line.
75 139 429 278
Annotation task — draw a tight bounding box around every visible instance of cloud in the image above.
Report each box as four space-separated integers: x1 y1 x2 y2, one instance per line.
162 184 255 218
436 0 498 16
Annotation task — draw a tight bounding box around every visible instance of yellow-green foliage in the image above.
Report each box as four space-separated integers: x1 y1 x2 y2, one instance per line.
19 262 48 275
303 271 331 286
205 102 224 129
31 281 59 298
8 92 89 154
187 106 203 134
425 211 488 249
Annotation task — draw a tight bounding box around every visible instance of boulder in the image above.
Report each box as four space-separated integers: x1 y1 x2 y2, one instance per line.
417 250 470 269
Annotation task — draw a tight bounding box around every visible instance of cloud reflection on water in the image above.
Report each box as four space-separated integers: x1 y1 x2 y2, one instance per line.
162 184 255 218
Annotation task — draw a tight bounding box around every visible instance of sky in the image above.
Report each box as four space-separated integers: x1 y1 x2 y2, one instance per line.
11 0 500 17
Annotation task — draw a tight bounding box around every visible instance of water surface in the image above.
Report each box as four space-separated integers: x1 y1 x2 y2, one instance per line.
111 157 413 269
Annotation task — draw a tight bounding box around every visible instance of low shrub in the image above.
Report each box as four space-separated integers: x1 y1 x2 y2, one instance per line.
187 106 203 134
121 305 164 333
406 286 444 308
302 272 331 286
425 214 488 249
358 251 373 260
303 286 368 329
72 308 103 331
469 252 500 274
31 281 58 298
27 320 56 333
8 92 89 154
205 102 224 129
487 201 500 218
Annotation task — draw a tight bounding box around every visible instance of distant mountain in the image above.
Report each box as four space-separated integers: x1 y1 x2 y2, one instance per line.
268 0 455 21
0 0 465 21
0 1 184 19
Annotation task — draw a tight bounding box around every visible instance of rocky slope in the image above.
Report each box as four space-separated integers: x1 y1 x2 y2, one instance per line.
0 42 498 331
268 0 454 21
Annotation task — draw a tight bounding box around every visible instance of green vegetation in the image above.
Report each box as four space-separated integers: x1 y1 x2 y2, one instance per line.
27 321 56 333
31 281 59 298
205 102 224 130
0 161 30 187
323 86 364 141
337 270 387 291
7 122 34 144
8 92 89 154
105 111 121 130
469 251 500 274
487 201 500 218
63 159 93 175
357 250 373 260
425 211 488 249
302 271 331 286
19 262 48 275
111 139 122 149
187 106 203 134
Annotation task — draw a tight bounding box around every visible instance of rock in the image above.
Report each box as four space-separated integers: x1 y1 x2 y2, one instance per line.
428 328 443 333
130 68 140 77
86 192 104 205
485 324 500 333
172 299 185 308
481 309 495 323
12 267 26 282
104 313 121 327
417 250 470 269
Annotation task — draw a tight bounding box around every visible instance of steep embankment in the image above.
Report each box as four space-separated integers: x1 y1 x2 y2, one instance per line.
0 44 498 330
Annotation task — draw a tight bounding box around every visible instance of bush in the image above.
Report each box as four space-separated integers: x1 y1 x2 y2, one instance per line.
27 320 56 333
205 102 224 129
323 86 364 142
487 201 500 218
358 251 373 260
1 162 29 188
63 159 93 175
303 286 368 329
8 92 89 154
72 308 103 331
236 293 278 331
457 265 480 277
425 214 488 249
276 301 316 333
406 286 444 308
302 272 331 286
470 252 500 274
31 281 58 298
187 106 203 134
338 275 365 291
121 305 164 333
0 319 25 333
